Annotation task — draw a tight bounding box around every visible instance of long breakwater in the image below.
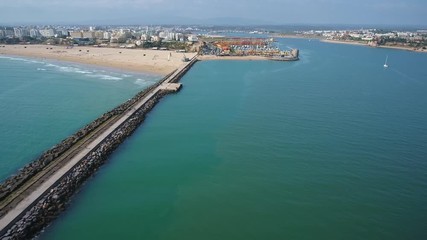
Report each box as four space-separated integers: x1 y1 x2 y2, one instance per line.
0 57 198 239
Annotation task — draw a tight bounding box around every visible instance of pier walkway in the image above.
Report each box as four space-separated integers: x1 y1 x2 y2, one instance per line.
0 56 198 236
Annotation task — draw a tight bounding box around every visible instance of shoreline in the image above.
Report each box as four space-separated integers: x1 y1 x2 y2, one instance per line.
0 44 302 69
197 55 268 61
271 34 317 40
272 34 427 54
0 44 197 75
0 53 163 80
321 39 427 53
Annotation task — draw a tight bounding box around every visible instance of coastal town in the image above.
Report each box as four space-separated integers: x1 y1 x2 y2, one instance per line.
0 25 302 62
282 28 427 52
2 24 426 55
0 25 200 51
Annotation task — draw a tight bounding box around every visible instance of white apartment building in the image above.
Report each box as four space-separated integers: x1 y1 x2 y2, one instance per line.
14 28 30 38
187 35 198 42
103 32 111 40
3 28 14 37
39 29 55 38
29 29 40 38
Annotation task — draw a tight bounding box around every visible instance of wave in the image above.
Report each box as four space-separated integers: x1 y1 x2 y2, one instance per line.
2 56 141 83
85 74 123 81
135 78 149 86
44 63 93 74
0 56 45 64
43 62 127 81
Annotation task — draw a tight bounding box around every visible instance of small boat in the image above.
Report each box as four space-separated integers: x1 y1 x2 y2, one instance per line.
384 55 388 68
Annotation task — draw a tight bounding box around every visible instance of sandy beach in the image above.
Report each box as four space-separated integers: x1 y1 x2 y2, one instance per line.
0 44 197 75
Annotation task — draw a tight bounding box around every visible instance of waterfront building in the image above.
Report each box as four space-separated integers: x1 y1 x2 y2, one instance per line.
95 31 104 39
13 28 30 38
103 32 111 40
140 34 148 41
39 29 55 38
3 27 15 38
56 29 69 37
159 31 167 39
151 36 160 42
188 35 198 42
135 40 143 46
29 29 40 38
70 31 83 39
13 28 23 38
175 33 183 41
111 33 127 43
82 31 95 39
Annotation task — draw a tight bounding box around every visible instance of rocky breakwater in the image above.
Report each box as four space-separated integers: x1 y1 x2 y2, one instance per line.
0 71 174 206
0 89 175 240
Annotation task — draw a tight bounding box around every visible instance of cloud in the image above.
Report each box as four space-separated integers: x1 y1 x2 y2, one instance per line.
2 0 167 8
0 0 426 25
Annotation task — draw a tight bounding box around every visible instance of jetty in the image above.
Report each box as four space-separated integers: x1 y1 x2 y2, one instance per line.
0 56 198 239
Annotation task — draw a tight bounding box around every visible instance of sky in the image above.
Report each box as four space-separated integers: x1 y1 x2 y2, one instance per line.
1 0 426 26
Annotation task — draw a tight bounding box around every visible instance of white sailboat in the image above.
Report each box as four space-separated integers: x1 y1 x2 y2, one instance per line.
384 55 388 68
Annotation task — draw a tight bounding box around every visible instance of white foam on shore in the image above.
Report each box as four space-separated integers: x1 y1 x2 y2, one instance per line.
44 63 93 75
1 55 154 85
0 56 45 64
85 74 123 81
135 78 151 86
44 62 130 81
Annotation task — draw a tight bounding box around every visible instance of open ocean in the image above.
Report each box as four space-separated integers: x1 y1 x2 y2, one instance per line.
2 38 427 239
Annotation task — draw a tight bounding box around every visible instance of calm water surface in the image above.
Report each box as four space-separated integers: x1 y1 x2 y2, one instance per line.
0 56 159 180
3 38 427 239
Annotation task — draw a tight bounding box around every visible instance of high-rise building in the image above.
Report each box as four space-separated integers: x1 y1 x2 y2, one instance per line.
3 27 15 37
13 28 29 38
39 29 55 38
168 32 175 41
82 31 95 39
70 31 83 39
95 31 104 39
30 29 40 38
14 28 23 38
159 31 167 39
56 29 69 37
103 32 111 40
175 33 183 41
187 35 198 42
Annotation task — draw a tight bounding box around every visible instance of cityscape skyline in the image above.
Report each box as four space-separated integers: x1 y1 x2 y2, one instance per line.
1 0 426 26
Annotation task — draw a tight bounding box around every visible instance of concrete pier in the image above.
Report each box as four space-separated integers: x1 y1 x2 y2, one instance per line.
0 56 198 239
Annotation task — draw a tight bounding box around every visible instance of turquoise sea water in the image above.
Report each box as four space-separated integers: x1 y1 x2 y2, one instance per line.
0 56 159 180
2 38 427 239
